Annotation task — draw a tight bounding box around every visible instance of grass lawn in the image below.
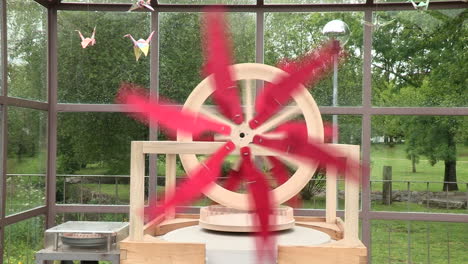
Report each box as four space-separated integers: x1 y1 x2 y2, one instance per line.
371 220 468 264
371 144 468 192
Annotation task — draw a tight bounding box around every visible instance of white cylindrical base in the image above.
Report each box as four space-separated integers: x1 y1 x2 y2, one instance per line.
162 225 331 264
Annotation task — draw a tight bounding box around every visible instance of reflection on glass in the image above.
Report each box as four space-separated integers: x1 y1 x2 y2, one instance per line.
57 112 148 205
371 115 468 213
58 11 150 103
7 0 47 101
6 107 47 215
372 220 468 264
372 10 467 107
264 12 363 106
159 12 255 103
4 216 45 264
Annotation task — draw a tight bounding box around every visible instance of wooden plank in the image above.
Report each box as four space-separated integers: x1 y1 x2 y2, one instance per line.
120 238 205 264
154 218 199 236
278 245 366 264
129 142 145 241
144 214 166 236
165 154 177 219
295 221 343 240
142 141 224 154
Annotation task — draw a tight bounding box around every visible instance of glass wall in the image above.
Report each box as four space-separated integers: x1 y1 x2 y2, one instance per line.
3 216 45 264
0 1 465 263
6 107 47 215
7 0 47 101
57 112 147 205
58 11 151 103
372 10 467 107
264 12 363 106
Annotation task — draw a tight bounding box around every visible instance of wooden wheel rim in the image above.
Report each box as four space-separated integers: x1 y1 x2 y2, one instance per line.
178 63 324 210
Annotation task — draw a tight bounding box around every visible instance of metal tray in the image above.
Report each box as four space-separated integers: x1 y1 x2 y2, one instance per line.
61 233 108 248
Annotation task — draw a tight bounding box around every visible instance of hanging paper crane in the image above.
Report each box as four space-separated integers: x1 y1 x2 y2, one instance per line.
117 8 364 263
75 27 96 49
129 0 154 12
407 0 430 10
124 31 155 61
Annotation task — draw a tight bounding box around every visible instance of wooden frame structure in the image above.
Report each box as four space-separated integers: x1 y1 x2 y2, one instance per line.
120 141 367 264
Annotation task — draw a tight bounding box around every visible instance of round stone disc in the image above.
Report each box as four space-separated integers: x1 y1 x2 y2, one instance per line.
162 225 331 264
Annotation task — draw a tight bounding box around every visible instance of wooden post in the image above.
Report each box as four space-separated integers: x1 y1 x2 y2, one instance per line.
344 146 360 242
382 166 392 205
129 142 145 241
165 154 177 219
326 165 338 224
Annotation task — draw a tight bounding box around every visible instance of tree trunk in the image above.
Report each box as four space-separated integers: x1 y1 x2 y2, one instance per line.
443 160 458 191
411 154 416 173
443 133 458 191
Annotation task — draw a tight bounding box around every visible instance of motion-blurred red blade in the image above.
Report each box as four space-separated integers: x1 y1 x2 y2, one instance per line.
203 8 243 124
253 132 360 183
249 41 341 129
239 147 276 262
323 121 337 143
223 169 243 191
145 141 235 221
266 156 301 207
117 83 231 138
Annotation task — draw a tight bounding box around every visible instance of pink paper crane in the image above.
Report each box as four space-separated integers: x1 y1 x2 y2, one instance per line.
124 31 155 61
117 8 364 264
129 0 154 12
75 27 96 49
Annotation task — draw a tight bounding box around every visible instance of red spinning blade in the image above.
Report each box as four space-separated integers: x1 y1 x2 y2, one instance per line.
249 41 341 129
239 147 276 262
145 141 235 221
223 169 243 191
203 8 244 125
253 122 360 182
266 156 301 207
323 121 338 143
117 83 231 138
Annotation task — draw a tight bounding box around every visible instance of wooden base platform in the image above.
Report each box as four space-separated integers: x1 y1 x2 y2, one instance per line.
120 214 367 264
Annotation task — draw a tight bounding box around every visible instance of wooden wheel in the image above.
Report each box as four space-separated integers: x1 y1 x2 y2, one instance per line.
177 63 324 211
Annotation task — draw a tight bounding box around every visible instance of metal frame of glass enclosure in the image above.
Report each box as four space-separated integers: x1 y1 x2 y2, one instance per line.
0 0 467 263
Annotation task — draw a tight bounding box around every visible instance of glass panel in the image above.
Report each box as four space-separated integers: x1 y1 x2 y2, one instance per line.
6 107 47 215
58 11 150 103
61 0 139 3
4 216 45 264
56 213 128 224
0 0 3 96
158 0 255 4
371 115 468 214
371 220 468 264
372 9 467 107
7 0 47 101
159 12 256 103
266 0 364 4
265 12 363 106
57 112 148 205
375 0 454 2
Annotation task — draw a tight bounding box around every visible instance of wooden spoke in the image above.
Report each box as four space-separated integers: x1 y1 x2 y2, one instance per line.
243 79 254 122
255 106 302 134
199 107 236 129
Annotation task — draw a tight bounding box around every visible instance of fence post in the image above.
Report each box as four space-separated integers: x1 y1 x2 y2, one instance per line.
383 166 392 205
